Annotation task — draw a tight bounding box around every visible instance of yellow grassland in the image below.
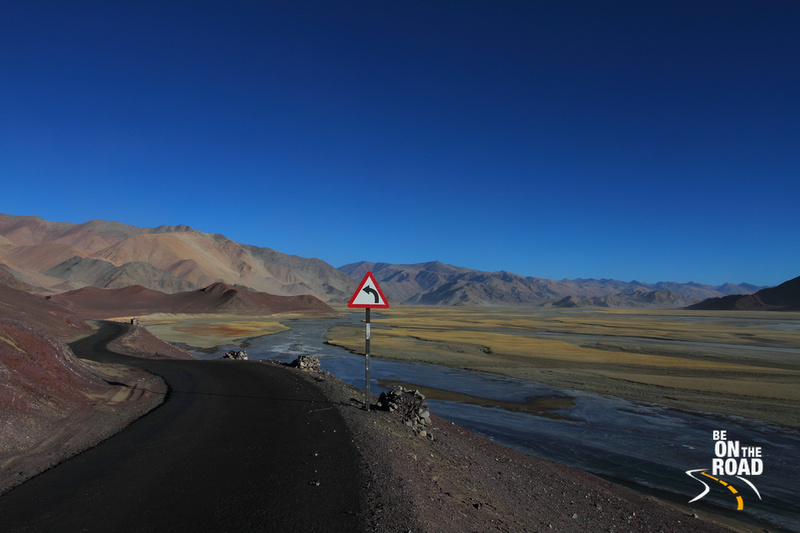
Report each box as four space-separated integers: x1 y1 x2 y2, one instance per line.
139 314 290 349
327 307 800 428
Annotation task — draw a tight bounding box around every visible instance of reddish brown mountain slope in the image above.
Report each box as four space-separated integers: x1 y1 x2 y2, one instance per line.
0 285 92 339
0 285 169 494
0 319 120 440
50 282 336 319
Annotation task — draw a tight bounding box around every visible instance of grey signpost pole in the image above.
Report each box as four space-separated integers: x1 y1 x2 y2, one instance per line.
365 307 371 411
347 271 386 412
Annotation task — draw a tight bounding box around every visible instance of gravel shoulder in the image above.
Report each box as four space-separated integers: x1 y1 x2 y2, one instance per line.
298 366 751 533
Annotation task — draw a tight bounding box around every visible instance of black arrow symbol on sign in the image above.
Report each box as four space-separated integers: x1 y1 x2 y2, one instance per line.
362 286 380 303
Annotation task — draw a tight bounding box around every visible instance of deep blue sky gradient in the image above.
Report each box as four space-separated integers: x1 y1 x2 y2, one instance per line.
2 1 798 286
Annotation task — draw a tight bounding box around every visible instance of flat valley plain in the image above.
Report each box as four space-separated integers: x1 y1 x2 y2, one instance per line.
136 313 291 350
143 307 800 429
324 307 800 429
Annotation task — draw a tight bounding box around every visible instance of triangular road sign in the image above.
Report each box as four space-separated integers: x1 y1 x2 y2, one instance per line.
348 271 390 308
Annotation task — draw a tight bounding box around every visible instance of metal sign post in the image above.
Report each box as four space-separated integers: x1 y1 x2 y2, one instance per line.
347 271 389 411
365 307 371 411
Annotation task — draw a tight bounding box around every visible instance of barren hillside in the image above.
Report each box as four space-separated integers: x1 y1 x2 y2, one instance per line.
0 214 354 302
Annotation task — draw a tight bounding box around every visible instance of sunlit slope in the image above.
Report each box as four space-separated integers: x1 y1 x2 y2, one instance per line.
0 214 354 301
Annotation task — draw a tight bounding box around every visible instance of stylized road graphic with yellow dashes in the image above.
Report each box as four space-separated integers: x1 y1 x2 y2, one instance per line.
685 468 762 511
700 472 744 510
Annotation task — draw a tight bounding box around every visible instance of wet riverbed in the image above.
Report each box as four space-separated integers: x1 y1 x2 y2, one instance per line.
193 316 800 531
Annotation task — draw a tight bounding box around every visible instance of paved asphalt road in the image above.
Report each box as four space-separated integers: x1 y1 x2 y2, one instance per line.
0 322 364 532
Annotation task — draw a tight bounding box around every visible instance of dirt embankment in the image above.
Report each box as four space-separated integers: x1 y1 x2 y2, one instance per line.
0 283 196 494
0 319 168 495
106 323 194 359
296 367 739 533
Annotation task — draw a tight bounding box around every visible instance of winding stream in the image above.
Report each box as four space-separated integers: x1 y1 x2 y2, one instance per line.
192 315 800 532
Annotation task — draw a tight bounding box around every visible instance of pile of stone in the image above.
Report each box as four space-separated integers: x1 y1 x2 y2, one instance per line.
222 350 248 360
377 386 433 438
290 355 321 372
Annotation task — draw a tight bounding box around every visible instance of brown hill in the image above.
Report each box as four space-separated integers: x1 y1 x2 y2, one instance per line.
686 275 800 311
0 214 355 301
50 282 337 319
0 284 92 339
0 318 117 491
0 267 192 495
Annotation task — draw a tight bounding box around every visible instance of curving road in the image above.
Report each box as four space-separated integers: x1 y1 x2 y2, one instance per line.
0 322 364 532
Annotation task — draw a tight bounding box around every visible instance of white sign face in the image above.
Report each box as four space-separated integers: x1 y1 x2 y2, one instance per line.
348 271 390 308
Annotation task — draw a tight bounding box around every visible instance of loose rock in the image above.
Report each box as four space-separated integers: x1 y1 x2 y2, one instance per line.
222 350 248 360
290 355 321 372
377 386 434 438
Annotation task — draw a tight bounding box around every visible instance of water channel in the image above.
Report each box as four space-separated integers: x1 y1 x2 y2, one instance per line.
191 314 800 532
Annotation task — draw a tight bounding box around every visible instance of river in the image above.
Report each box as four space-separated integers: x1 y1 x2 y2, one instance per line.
191 315 800 532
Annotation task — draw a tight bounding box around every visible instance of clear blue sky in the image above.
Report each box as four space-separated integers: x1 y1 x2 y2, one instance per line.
2 1 798 287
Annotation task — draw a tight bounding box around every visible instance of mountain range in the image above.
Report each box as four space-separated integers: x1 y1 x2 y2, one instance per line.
339 261 760 308
0 213 775 308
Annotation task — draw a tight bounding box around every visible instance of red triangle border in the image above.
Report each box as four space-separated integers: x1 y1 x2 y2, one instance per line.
347 271 390 308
